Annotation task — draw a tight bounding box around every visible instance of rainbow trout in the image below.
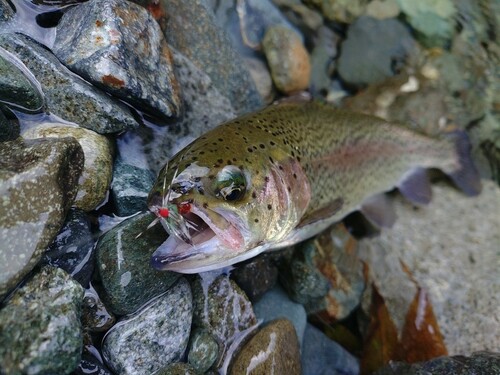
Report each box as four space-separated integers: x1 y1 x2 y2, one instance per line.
147 101 481 273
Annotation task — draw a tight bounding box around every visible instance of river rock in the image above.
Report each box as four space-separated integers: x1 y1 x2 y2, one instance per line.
41 208 95 286
0 33 138 133
139 48 236 173
74 353 114 375
54 0 181 120
187 329 219 373
358 180 500 355
231 253 278 301
262 25 311 94
244 57 275 104
0 108 19 141
0 46 44 113
159 0 262 115
95 211 180 315
102 278 193 375
397 0 457 47
0 266 84 375
375 351 500 375
111 134 156 216
0 0 13 22
337 16 416 87
271 0 324 36
191 274 257 368
156 363 200 375
22 122 114 211
253 285 307 347
314 0 368 23
230 319 301 375
309 25 338 98
365 0 400 19
0 137 83 299
81 284 116 332
301 323 360 375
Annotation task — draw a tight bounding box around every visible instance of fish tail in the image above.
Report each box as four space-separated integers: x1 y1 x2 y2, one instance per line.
444 130 482 196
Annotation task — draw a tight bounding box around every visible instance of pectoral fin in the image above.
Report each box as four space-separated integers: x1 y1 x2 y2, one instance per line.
360 193 396 228
297 197 344 228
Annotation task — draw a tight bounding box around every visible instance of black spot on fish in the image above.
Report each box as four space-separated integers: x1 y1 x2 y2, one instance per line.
217 159 223 164
293 173 297 179
254 218 259 223
269 156 274 164
267 204 272 210
203 202 208 208
218 138 223 142
260 144 265 149
247 148 253 153
264 176 270 182
232 158 237 162
279 166 283 171
252 192 257 199
270 141 276 146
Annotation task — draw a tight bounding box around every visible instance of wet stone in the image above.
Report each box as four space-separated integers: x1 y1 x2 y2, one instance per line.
54 0 181 120
231 253 278 302
0 266 84 375
244 57 275 104
397 0 457 47
139 48 236 173
0 137 83 299
263 25 311 94
272 0 324 36
0 46 44 113
95 211 180 315
156 362 200 375
301 323 360 375
309 25 338 98
230 319 301 375
0 33 138 134
253 285 307 347
22 122 114 211
160 0 262 115
337 16 416 87
102 278 193 375
74 353 114 375
41 208 95 286
187 329 219 373
81 284 116 333
0 0 14 22
111 156 155 216
191 274 257 368
0 108 19 141
375 351 500 375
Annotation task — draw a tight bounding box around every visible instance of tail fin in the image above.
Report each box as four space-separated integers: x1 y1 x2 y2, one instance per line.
445 131 482 196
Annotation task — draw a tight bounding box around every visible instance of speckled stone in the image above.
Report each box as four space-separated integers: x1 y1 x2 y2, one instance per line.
0 46 44 113
22 122 114 211
0 0 13 22
81 284 116 333
111 156 155 216
0 137 83 299
375 351 500 375
54 0 181 119
0 108 19 141
95 211 180 315
102 278 193 375
262 25 311 94
301 323 360 375
397 0 457 47
159 0 262 115
187 329 219 373
0 33 138 133
41 208 95 286
0 266 84 375
156 362 200 375
231 253 278 301
337 16 416 87
74 353 114 375
230 319 301 375
253 285 307 347
191 274 257 368
313 0 368 23
358 181 500 355
139 48 236 173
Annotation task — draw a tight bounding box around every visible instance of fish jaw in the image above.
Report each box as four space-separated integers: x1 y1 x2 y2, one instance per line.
150 204 254 273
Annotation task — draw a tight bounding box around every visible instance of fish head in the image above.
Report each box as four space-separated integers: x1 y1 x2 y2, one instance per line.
147 126 310 273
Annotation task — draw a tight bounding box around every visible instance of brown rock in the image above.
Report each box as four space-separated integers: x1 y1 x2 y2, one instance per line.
230 319 301 375
263 25 310 94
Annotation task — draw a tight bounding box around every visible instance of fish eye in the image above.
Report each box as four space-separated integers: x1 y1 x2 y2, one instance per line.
214 166 246 201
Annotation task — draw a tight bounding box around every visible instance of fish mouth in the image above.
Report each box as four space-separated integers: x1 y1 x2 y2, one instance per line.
151 204 247 273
